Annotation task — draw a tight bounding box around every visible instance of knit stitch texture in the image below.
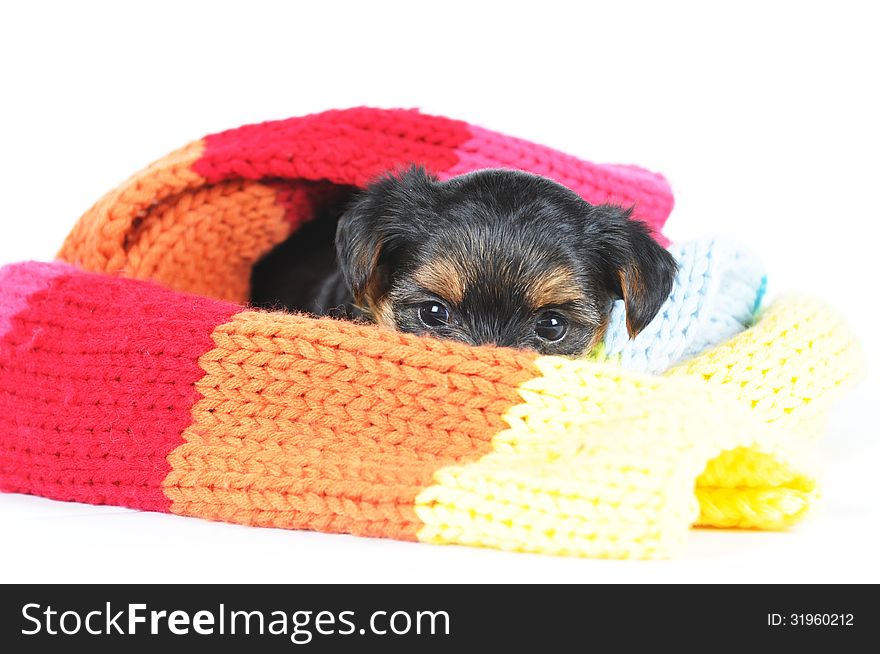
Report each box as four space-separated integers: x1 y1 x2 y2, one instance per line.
0 261 861 558
0 108 863 558
599 238 767 374
58 107 674 303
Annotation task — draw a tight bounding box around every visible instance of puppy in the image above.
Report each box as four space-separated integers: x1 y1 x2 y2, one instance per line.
251 166 677 356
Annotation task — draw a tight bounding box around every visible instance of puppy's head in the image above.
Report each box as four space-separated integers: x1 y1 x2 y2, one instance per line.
336 166 676 355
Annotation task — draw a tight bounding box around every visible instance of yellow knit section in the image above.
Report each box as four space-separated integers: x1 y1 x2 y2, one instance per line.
667 297 863 434
414 298 862 559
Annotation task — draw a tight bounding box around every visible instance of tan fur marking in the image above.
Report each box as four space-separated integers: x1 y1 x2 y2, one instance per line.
619 268 643 337
367 296 395 328
353 243 382 304
412 259 466 305
625 265 642 296
527 266 582 309
586 316 610 353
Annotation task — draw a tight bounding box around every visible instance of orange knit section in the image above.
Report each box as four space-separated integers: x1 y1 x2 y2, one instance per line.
60 140 207 273
58 139 295 302
123 180 290 302
163 310 538 540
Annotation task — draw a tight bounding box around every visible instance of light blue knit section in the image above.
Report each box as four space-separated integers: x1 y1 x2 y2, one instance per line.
600 238 766 374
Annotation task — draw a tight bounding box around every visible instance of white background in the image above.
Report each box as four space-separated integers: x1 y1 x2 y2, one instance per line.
0 1 877 583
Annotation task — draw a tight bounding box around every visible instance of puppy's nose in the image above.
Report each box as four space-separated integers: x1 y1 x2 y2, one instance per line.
467 329 517 349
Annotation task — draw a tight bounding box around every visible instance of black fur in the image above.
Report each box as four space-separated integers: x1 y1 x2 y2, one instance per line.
251 166 677 356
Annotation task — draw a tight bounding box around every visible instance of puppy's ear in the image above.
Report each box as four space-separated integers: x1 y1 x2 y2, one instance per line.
335 165 436 317
335 193 386 311
592 206 677 338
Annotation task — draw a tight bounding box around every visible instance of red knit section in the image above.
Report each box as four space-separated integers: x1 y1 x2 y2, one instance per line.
0 264 240 512
192 107 472 186
272 180 354 230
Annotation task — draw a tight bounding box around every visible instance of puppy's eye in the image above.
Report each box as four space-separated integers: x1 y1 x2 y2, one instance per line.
535 312 568 342
418 301 450 328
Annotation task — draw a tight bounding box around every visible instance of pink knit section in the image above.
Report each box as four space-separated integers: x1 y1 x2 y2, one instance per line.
444 125 673 242
0 261 70 338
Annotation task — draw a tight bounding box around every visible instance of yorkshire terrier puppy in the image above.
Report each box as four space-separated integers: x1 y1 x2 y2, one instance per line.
251 166 677 356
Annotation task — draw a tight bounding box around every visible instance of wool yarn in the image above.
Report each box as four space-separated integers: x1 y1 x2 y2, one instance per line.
58 107 674 303
598 237 766 374
0 262 862 558
0 108 862 559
